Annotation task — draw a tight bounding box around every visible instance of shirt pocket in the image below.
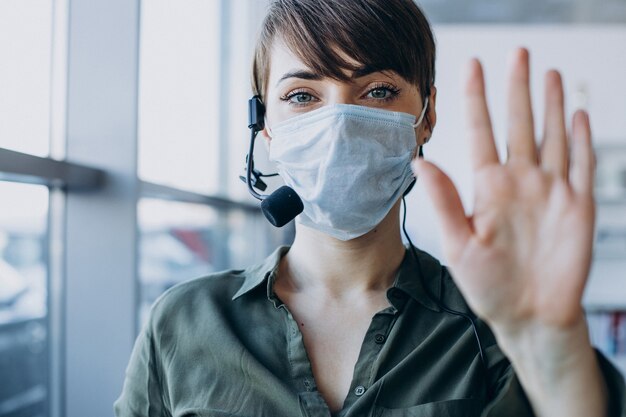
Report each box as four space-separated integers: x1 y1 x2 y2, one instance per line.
374 398 483 417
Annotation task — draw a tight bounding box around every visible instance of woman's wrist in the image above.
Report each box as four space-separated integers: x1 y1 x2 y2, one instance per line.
491 315 608 417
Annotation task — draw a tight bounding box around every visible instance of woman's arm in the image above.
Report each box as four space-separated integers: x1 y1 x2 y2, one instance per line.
114 326 170 417
413 48 611 417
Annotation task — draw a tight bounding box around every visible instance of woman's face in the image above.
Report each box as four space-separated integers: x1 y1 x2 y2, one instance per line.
261 39 437 145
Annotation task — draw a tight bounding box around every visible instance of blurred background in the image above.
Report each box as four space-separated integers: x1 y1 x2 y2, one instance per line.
0 0 625 416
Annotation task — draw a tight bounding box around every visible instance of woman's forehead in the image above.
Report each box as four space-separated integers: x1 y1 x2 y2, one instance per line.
267 39 404 89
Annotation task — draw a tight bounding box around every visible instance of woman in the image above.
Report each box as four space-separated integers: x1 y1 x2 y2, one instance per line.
115 1 625 416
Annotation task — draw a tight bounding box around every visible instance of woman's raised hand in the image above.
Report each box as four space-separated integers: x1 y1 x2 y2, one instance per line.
413 48 595 336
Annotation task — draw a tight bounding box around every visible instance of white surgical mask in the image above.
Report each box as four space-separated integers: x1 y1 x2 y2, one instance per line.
268 99 428 240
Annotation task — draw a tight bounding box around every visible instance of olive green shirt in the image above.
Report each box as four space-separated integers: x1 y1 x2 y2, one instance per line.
115 246 626 417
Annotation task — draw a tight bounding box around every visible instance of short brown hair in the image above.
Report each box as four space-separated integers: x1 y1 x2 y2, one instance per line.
251 0 436 102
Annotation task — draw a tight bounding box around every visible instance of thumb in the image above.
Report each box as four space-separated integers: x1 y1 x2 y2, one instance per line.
412 159 472 261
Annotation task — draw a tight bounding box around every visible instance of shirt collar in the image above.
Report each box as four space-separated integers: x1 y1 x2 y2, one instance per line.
232 245 442 312
390 245 442 312
232 246 289 300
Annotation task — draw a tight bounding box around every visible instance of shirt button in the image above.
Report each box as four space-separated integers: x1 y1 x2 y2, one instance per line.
374 334 386 344
354 386 366 396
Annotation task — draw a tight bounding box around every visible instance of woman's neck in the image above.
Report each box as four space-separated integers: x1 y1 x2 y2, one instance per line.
279 202 406 297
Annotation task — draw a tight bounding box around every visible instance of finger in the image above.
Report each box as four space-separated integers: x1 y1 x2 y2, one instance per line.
570 110 594 197
507 48 537 164
412 160 472 261
465 58 499 170
540 70 568 178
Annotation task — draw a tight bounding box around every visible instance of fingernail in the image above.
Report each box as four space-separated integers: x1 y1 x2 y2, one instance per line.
575 109 589 123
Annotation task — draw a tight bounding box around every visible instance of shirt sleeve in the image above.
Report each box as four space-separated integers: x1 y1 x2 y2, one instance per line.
482 348 626 417
597 351 626 417
113 325 170 417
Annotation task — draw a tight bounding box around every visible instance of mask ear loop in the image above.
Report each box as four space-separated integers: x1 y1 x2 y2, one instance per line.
265 121 274 139
414 97 429 169
404 98 430 197
412 98 429 128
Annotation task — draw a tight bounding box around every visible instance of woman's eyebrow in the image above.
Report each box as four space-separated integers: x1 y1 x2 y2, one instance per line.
277 70 322 86
351 65 386 79
276 66 393 87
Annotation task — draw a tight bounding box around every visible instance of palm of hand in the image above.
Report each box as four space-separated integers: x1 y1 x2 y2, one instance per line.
414 49 595 333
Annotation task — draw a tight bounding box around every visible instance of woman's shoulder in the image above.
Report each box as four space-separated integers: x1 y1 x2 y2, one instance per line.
149 268 247 318
145 246 288 329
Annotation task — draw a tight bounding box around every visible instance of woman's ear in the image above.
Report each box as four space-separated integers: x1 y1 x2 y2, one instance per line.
259 127 271 145
424 86 437 141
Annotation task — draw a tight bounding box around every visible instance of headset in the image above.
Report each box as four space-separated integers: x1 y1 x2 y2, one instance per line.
241 96 304 227
242 95 486 371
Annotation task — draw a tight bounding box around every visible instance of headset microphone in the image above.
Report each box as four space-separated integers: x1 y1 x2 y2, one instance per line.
243 96 304 227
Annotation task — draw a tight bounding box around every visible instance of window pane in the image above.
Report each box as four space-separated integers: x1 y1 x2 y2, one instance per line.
0 0 52 156
226 0 272 202
227 210 294 270
420 0 626 23
138 0 221 194
138 199 220 326
137 198 290 327
587 311 626 377
0 182 49 416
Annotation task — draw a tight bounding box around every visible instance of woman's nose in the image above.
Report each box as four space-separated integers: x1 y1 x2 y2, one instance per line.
327 87 358 105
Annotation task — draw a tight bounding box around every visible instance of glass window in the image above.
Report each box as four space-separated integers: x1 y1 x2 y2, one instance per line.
0 181 49 416
0 0 53 156
420 0 626 23
226 0 274 202
227 210 293 270
137 198 291 327
138 199 220 326
137 0 221 195
587 310 626 376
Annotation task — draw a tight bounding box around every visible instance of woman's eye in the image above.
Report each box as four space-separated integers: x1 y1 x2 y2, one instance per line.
288 92 314 104
279 90 317 107
366 85 401 101
368 88 391 99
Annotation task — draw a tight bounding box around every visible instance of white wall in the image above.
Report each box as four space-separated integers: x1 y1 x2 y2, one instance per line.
406 25 626 308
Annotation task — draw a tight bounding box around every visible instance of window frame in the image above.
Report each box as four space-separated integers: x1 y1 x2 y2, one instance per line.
0 1 276 416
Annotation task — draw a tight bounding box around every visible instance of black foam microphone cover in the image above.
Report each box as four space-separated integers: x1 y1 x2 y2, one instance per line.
260 185 304 227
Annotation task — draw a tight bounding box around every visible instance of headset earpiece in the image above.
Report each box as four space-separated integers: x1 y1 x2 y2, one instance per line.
244 96 303 227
